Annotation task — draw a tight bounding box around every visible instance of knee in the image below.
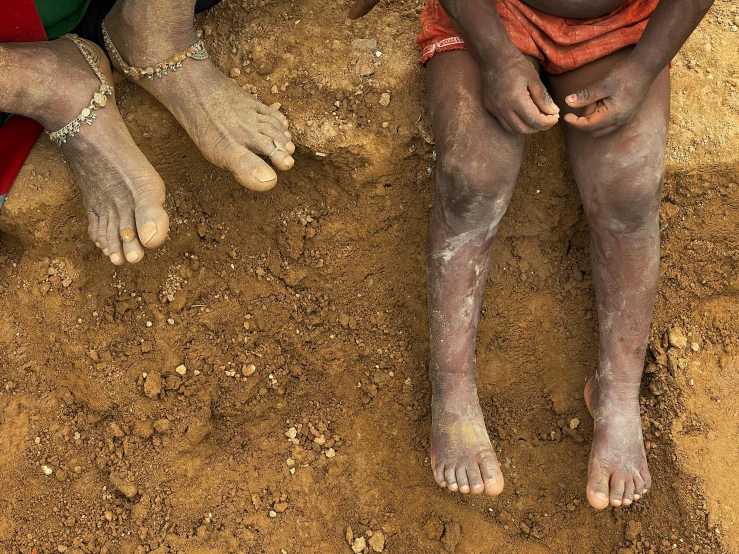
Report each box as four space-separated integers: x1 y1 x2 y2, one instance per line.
585 152 664 235
435 154 519 229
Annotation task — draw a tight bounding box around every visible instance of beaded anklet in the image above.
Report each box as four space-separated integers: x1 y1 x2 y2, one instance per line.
101 22 209 81
48 34 113 146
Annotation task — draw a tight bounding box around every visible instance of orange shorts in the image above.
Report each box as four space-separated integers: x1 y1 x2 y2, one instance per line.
416 0 658 74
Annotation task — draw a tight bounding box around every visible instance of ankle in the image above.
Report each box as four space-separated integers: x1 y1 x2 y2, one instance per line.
430 369 478 396
106 0 199 61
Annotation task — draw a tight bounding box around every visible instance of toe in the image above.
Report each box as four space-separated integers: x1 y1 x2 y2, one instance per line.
465 462 485 495
257 102 289 128
88 211 100 247
456 466 470 494
433 463 447 488
479 453 504 496
97 212 110 255
134 203 169 249
633 473 644 499
641 469 652 492
610 473 626 507
586 464 611 510
444 467 458 492
622 477 635 506
250 131 294 171
106 214 125 266
118 209 145 263
223 143 278 191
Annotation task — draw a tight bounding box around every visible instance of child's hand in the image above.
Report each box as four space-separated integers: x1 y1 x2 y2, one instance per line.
481 54 560 134
349 0 380 19
564 60 654 137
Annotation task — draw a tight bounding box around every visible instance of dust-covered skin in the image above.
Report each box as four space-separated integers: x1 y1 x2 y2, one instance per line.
425 50 530 496
424 43 669 507
548 46 669 509
104 0 295 191
0 39 168 264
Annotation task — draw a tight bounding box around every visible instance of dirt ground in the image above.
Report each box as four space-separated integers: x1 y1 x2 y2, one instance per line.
1 0 738 553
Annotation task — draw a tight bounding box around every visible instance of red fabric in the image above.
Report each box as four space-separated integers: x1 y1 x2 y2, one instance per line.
0 0 47 42
0 116 43 196
0 0 47 198
416 0 658 74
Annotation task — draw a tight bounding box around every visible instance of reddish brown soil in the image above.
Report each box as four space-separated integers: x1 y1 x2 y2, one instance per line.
1 1 738 553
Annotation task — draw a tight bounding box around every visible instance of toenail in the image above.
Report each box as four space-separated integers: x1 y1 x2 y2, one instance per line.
254 165 276 182
121 227 136 243
110 253 122 264
126 251 140 263
284 156 295 168
140 222 158 245
633 494 641 500
102 248 110 256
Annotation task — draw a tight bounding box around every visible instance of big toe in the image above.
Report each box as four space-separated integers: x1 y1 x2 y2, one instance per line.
135 204 169 248
223 143 278 191
586 466 611 510
479 453 504 496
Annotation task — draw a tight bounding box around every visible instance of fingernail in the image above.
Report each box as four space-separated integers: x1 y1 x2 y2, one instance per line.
140 222 158 245
125 250 140 263
567 95 576 103
254 166 276 182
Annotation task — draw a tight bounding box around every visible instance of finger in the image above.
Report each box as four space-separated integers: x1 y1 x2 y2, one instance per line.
528 79 559 116
502 111 536 134
512 103 557 133
563 107 614 133
565 84 606 109
349 0 381 19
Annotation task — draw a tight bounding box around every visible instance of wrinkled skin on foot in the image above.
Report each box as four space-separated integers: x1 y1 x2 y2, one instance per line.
584 377 651 509
0 39 168 265
431 375 504 496
104 1 295 191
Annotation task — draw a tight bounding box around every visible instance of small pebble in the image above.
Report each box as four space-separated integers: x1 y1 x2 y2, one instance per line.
243 363 256 376
269 510 277 518
175 364 187 376
569 418 580 430
285 427 297 439
230 67 241 78
325 448 336 458
167 318 175 325
145 321 152 327
42 465 53 475
352 537 366 553
379 92 391 107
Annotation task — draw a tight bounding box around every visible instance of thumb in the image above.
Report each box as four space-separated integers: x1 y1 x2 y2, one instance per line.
528 78 559 116
566 83 606 108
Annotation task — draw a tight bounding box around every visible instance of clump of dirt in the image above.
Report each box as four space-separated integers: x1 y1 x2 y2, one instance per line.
1 1 738 553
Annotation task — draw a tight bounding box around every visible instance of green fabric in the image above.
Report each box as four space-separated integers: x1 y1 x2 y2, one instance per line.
34 0 93 39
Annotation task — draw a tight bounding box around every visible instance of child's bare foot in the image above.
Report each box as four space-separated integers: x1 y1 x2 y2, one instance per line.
0 39 168 265
584 377 651 509
103 0 295 191
430 374 504 495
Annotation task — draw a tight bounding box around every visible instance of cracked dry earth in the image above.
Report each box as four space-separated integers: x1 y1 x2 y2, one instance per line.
1 0 738 553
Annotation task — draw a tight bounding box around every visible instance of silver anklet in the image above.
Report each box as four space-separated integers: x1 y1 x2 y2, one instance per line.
48 34 114 146
101 22 209 81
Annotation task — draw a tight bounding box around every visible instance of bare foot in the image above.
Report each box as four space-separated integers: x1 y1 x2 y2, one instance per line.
0 38 168 264
430 374 504 495
103 1 295 191
584 377 651 509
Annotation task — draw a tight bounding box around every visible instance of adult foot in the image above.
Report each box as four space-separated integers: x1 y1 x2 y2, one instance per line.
584 377 651 509
0 38 168 264
103 2 295 191
430 374 504 495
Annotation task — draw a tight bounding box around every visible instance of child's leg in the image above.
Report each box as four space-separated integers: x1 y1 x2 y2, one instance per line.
426 50 529 496
546 48 670 509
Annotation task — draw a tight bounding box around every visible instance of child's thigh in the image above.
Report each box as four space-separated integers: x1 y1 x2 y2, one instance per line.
545 47 670 208
426 49 528 191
